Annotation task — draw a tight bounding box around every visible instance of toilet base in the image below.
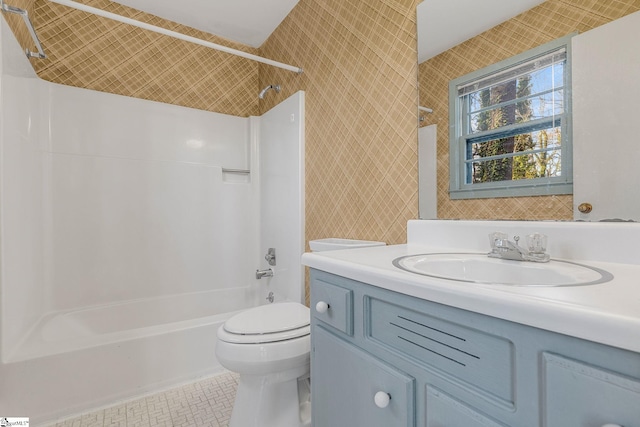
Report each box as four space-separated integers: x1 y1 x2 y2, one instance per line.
229 366 311 427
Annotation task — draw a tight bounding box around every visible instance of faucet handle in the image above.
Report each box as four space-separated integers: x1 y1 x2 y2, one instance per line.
526 233 547 254
523 233 550 262
266 292 275 303
489 232 509 253
264 248 276 266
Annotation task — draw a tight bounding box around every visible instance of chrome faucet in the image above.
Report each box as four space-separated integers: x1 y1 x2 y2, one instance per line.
488 233 550 262
256 268 274 279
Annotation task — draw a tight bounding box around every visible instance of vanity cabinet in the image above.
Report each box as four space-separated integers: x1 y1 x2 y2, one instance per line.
310 269 640 427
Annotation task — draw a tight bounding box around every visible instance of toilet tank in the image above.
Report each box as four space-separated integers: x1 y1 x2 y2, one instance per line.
309 238 386 252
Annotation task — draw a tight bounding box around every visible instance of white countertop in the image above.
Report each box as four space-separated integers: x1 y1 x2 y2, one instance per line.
302 220 640 353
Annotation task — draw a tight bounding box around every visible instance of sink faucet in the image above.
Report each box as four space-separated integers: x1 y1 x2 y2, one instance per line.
488 233 550 262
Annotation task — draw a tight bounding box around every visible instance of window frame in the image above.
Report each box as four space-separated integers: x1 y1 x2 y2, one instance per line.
448 34 575 200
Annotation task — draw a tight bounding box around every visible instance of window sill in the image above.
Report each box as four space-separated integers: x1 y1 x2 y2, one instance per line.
449 182 573 200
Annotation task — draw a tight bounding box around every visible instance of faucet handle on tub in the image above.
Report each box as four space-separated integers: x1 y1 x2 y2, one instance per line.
264 248 276 266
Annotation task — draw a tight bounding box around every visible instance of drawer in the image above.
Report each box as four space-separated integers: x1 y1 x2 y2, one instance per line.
543 353 640 427
310 276 353 335
366 297 514 404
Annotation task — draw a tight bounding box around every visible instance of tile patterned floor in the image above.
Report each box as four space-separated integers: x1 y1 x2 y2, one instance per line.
53 372 239 427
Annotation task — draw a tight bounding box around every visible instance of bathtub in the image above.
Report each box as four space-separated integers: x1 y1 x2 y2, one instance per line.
2 287 254 424
11 287 253 362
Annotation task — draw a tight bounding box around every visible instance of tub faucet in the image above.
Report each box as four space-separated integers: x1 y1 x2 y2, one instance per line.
488 233 550 262
256 268 273 279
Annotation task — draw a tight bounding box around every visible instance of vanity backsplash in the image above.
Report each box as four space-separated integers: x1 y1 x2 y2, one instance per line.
406 220 640 265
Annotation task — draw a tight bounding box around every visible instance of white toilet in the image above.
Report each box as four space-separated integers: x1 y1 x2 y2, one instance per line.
216 302 311 427
216 238 385 427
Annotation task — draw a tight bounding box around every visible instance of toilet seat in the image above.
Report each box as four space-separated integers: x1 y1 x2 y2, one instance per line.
218 302 310 344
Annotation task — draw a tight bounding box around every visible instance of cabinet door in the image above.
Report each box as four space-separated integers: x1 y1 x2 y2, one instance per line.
425 386 508 427
543 353 640 427
312 326 415 427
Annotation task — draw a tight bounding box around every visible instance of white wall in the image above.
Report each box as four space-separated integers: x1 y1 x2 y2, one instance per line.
257 92 305 303
572 11 640 221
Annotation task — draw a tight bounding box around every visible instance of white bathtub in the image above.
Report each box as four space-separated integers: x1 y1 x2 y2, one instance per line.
11 287 253 362
2 287 254 424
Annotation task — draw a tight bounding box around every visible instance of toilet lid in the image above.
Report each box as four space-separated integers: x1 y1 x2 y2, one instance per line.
224 302 310 335
217 323 310 344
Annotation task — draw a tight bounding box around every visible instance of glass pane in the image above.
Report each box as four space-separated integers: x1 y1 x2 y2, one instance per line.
528 61 564 94
465 58 566 134
469 90 564 133
511 150 562 180
469 101 518 133
458 48 566 97
468 126 562 183
516 90 564 123
468 80 518 112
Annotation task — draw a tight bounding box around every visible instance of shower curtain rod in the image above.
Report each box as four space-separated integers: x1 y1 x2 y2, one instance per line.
47 0 304 74
0 0 46 58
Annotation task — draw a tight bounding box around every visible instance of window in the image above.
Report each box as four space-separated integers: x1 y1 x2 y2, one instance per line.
449 35 574 199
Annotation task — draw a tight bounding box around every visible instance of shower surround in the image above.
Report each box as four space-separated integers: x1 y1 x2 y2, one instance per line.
0 19 304 423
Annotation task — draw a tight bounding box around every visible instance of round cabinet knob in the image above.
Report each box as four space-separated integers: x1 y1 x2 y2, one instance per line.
315 301 329 314
374 391 391 408
578 202 593 213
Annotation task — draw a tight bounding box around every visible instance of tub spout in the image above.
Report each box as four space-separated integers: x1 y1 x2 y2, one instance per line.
256 268 273 279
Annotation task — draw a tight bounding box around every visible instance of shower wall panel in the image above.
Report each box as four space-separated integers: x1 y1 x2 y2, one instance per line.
0 20 47 358
45 84 254 310
258 92 305 303
0 17 256 359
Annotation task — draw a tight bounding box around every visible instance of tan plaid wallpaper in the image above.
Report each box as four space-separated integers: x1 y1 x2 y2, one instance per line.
5 0 261 116
259 0 419 304
6 0 637 248
260 0 420 247
4 0 420 246
419 0 640 220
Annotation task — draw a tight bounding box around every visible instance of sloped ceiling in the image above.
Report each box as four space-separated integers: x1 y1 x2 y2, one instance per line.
417 0 547 63
111 0 300 47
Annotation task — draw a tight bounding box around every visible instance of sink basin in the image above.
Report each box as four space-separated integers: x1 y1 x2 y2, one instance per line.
393 253 613 286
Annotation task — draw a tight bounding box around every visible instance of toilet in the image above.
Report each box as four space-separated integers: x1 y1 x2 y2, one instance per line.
216 302 311 427
216 238 385 427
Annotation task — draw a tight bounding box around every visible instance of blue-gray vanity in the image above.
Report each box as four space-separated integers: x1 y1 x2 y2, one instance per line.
302 220 640 427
